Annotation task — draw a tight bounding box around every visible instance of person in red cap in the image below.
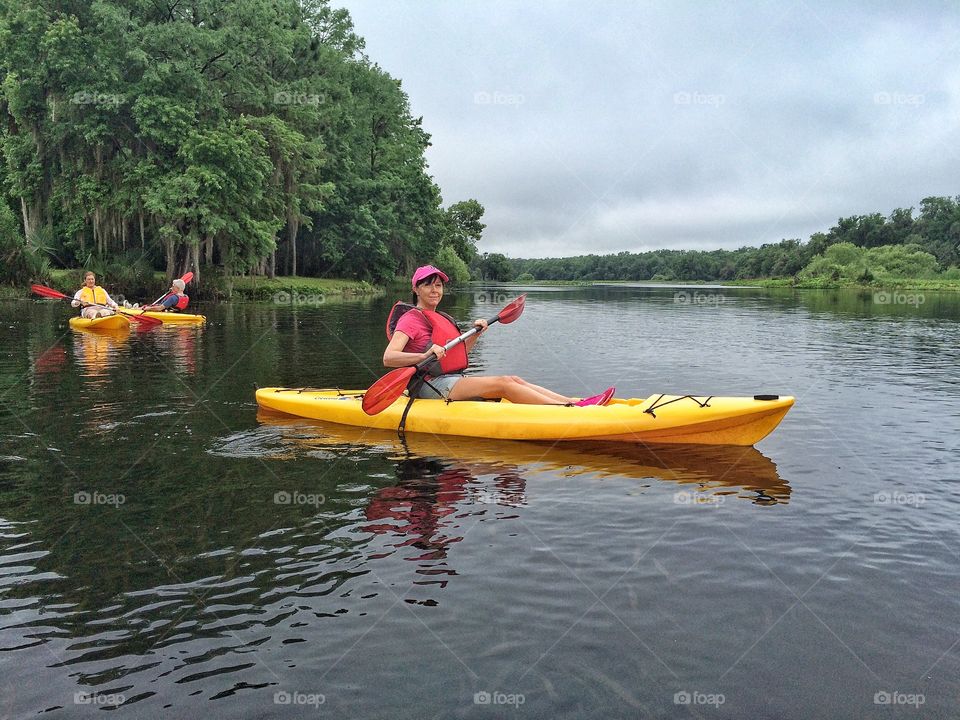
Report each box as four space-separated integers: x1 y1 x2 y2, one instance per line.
382 265 614 406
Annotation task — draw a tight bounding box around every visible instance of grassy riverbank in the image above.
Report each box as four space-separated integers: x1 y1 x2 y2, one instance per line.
11 271 382 303
500 278 960 291
227 276 381 302
725 277 960 291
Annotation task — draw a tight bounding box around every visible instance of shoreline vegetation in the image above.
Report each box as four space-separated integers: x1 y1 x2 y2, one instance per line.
492 278 960 291
9 272 960 305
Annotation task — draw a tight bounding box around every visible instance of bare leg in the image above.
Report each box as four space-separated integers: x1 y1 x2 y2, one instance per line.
515 379 576 404
448 376 575 405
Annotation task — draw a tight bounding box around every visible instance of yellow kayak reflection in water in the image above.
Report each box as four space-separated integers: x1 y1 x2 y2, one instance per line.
71 327 130 381
254 411 791 506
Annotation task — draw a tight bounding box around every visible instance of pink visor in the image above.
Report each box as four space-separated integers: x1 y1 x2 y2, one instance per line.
411 265 449 288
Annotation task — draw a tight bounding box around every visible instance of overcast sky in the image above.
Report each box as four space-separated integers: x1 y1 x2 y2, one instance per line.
335 0 959 258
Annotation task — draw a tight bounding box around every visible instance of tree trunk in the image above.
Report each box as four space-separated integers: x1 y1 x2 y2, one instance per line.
20 198 32 238
139 210 145 249
269 248 276 279
20 196 43 240
287 217 298 277
164 236 176 279
190 241 200 281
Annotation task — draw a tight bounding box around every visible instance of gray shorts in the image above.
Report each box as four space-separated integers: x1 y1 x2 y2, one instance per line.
414 373 464 400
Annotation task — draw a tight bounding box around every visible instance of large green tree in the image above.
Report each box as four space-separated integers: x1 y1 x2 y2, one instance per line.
0 0 452 286
443 199 485 265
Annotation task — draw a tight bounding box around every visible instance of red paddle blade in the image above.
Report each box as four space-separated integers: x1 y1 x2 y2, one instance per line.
497 294 526 324
180 272 194 285
362 367 415 415
117 308 162 326
31 284 69 300
127 313 162 327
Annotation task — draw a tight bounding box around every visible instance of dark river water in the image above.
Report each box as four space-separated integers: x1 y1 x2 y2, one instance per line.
1 284 958 719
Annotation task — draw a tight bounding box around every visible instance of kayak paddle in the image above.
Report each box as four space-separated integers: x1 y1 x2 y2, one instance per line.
362 294 526 416
30 284 162 327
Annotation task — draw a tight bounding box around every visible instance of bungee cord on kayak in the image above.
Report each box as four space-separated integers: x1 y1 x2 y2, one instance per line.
643 394 714 418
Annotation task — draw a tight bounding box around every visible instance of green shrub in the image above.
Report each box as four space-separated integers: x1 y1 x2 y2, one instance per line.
799 241 941 283
0 206 51 285
435 245 471 285
864 244 940 278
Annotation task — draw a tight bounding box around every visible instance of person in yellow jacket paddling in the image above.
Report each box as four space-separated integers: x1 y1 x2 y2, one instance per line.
71 271 119 319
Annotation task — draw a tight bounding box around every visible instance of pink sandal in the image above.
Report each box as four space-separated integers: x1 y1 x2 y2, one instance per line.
574 386 616 407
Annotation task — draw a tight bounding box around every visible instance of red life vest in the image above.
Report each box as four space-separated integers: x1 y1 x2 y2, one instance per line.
385 301 467 375
159 293 190 311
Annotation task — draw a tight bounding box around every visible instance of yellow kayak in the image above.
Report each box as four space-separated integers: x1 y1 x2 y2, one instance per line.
255 388 795 446
119 308 206 324
69 314 131 331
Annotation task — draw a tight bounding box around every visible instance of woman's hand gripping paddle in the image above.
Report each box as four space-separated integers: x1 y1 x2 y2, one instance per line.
31 284 162 327
361 294 526 415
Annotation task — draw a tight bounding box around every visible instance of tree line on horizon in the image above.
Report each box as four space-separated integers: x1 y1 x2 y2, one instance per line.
0 0 484 290
499 196 960 283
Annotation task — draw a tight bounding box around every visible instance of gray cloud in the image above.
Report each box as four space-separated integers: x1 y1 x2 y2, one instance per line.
337 0 960 257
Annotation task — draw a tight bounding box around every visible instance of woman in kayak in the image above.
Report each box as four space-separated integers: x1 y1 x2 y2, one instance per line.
71 271 119 319
383 265 614 406
134 278 189 312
